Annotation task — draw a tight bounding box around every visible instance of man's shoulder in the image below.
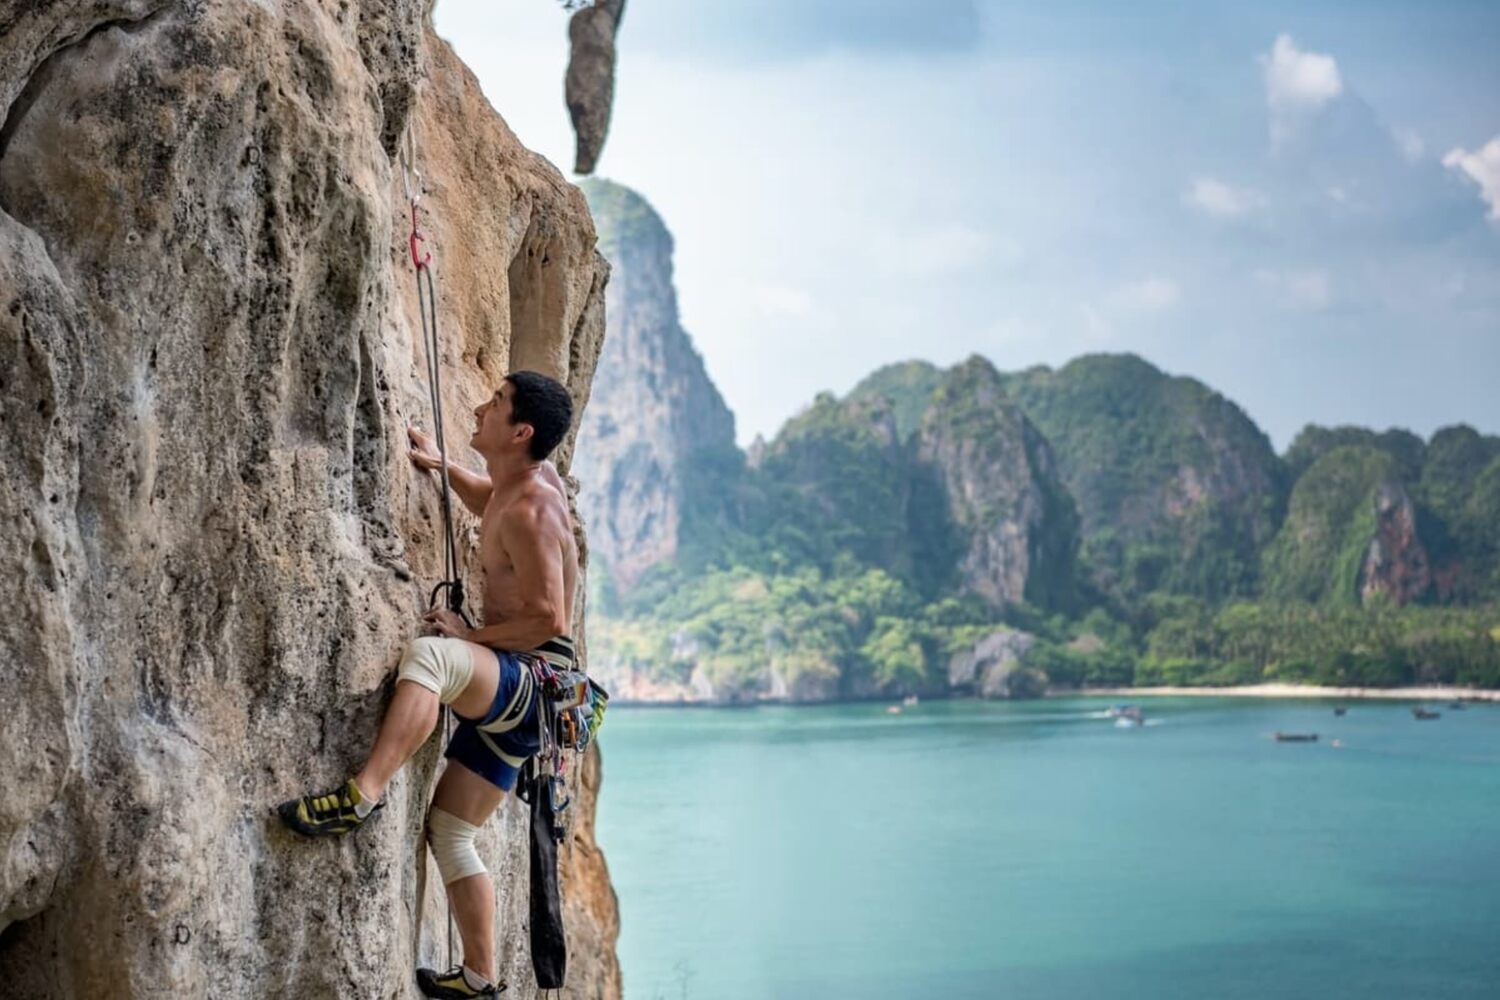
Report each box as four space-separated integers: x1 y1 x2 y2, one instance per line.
495 482 567 530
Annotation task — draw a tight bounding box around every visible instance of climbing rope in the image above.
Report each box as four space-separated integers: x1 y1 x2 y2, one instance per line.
399 129 468 624
398 122 466 975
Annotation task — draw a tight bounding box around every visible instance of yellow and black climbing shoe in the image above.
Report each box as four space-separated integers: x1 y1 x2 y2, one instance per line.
416 966 505 998
276 779 381 838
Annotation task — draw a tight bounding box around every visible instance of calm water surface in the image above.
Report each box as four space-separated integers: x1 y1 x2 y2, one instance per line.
594 697 1500 999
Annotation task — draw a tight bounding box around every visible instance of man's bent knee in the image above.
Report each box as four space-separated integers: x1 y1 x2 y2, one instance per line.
427 807 486 884
398 636 475 705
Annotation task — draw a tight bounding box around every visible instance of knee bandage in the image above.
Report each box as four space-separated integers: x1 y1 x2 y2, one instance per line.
427 807 486 885
397 636 475 705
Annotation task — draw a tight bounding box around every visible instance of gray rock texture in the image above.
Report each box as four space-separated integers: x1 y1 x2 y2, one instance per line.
916 357 1080 612
572 179 737 602
566 0 626 175
0 1 617 996
1360 481 1432 605
947 629 1040 698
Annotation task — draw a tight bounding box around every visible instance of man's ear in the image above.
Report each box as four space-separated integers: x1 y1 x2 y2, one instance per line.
514 422 535 447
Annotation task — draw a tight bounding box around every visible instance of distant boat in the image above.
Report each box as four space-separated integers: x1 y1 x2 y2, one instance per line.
1333 707 1347 716
1412 707 1441 720
1106 704 1142 720
1448 702 1467 711
1275 731 1319 742
902 694 919 707
886 705 902 715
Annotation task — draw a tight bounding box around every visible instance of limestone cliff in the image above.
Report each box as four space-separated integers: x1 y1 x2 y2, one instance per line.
914 357 1080 612
0 2 618 997
1416 425 1500 602
572 179 738 605
1262 445 1430 606
1001 354 1284 604
1360 481 1432 605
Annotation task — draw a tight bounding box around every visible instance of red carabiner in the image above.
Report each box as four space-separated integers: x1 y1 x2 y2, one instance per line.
408 202 431 270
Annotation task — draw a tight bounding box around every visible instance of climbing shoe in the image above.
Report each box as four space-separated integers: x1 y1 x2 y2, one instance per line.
276 779 381 837
416 966 506 998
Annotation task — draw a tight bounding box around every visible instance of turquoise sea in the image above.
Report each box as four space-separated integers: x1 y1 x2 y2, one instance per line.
593 697 1500 999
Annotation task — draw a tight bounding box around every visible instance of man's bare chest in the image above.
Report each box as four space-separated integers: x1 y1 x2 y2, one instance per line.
477 509 515 579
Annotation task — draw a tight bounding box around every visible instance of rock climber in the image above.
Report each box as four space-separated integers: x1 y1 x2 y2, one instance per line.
277 370 579 1000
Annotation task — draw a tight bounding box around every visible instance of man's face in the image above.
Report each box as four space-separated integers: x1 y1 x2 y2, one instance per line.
471 382 530 456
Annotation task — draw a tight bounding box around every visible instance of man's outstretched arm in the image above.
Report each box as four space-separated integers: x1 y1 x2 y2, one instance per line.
408 426 490 516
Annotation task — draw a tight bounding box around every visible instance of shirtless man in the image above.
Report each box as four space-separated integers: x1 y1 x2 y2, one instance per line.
278 370 579 1000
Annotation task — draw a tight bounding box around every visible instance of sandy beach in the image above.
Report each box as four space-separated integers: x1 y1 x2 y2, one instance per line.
1065 683 1500 702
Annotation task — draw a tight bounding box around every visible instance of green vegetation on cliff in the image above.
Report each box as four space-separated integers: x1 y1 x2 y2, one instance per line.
581 179 1500 699
848 360 943 441
1417 425 1500 601
1261 445 1400 605
578 176 665 260
1000 354 1283 606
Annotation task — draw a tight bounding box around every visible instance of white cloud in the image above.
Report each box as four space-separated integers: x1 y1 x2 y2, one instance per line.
1260 35 1343 145
1261 34 1343 111
1118 277 1181 310
1443 137 1500 221
1393 127 1425 162
1255 268 1332 310
751 284 815 318
1185 177 1264 218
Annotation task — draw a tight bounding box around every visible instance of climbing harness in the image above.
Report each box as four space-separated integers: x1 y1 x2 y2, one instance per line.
515 655 610 993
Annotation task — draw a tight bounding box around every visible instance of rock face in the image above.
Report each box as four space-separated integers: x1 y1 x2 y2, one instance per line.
566 0 626 175
1002 354 1284 603
1262 445 1422 606
1416 425 1500 602
573 179 738 603
750 357 1078 611
915 357 1079 612
947 629 1040 698
0 3 617 997
1360 482 1432 604
752 390 925 582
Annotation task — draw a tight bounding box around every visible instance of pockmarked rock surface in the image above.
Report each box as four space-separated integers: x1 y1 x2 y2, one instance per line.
0 2 618 996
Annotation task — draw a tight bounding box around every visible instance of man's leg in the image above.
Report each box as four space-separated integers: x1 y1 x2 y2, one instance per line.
358 637 502 799
428 760 509 985
279 637 500 837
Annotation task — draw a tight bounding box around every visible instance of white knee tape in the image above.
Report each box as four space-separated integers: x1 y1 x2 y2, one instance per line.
427 808 486 885
397 636 475 705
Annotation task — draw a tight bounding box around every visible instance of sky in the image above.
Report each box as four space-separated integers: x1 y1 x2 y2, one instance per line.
433 0 1500 451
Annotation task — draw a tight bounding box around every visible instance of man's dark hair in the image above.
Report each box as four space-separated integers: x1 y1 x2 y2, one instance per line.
505 370 574 461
